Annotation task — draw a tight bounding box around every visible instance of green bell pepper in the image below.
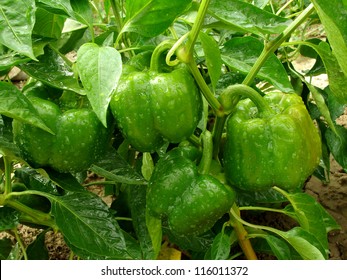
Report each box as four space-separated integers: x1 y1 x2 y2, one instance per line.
147 147 236 235
12 91 112 173
110 64 202 153
222 85 322 192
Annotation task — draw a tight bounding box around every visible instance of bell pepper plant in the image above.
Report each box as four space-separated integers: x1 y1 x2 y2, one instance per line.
0 0 346 261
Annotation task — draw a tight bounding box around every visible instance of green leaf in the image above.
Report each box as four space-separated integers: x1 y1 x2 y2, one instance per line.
307 84 337 134
141 153 154 181
236 186 287 206
262 234 293 260
70 0 93 29
90 148 147 185
128 185 155 259
277 189 340 257
0 82 54 134
324 87 346 121
210 231 231 260
66 229 142 260
311 0 347 77
199 32 222 91
0 115 20 158
19 47 84 94
26 231 49 260
46 169 86 193
7 243 21 260
165 228 215 253
281 227 326 260
50 191 133 259
0 0 36 60
0 52 31 71
14 167 60 195
251 232 302 260
0 238 13 260
52 21 88 54
325 125 347 170
37 0 73 16
33 7 65 39
145 210 162 259
77 43 122 127
37 0 92 29
221 37 293 93
208 0 292 36
122 0 192 37
0 207 19 231
300 41 347 103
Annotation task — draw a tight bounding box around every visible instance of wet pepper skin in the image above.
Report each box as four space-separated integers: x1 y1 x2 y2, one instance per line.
12 97 111 173
110 66 202 153
224 92 322 192
147 147 236 235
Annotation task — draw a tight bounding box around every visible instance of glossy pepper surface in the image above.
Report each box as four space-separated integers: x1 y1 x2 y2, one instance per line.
224 90 322 192
12 92 111 173
147 147 236 235
110 65 202 153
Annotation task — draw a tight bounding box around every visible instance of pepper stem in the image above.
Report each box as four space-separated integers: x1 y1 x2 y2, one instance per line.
198 130 213 174
219 84 274 116
149 40 175 72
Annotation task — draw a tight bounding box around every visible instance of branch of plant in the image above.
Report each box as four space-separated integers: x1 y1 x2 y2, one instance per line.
229 204 258 260
276 0 295 16
188 134 201 148
150 40 176 72
238 205 288 215
212 115 227 160
242 3 315 86
230 202 305 248
13 228 28 260
198 130 213 174
49 45 73 68
110 0 123 33
185 0 211 57
83 180 120 188
4 198 56 229
90 0 104 23
187 59 223 115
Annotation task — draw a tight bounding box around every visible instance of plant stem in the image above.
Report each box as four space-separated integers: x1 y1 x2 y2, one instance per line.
187 59 223 115
212 114 227 160
149 40 175 72
49 45 73 67
173 0 222 114
13 228 28 260
230 202 301 245
239 206 287 214
83 180 118 187
90 0 104 22
185 0 211 57
242 3 315 86
220 84 274 116
229 204 258 260
276 0 295 16
115 217 133 222
5 199 56 229
188 134 201 148
3 156 12 195
110 0 123 33
198 130 213 174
